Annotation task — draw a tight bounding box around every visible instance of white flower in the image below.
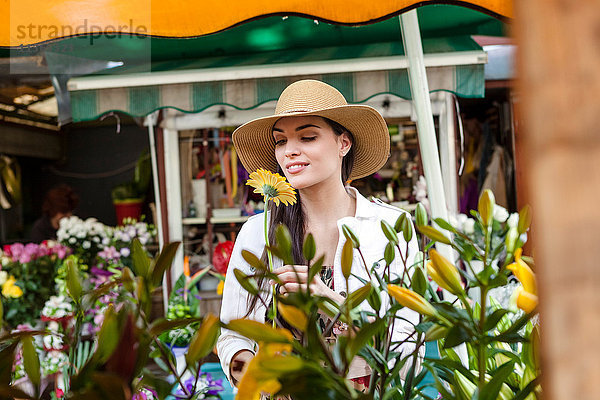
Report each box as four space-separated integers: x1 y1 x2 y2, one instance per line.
457 214 468 230
0 270 7 285
82 241 91 249
102 237 110 245
139 236 148 245
507 213 519 229
120 248 131 257
68 237 76 244
493 205 509 222
48 321 60 332
463 219 475 235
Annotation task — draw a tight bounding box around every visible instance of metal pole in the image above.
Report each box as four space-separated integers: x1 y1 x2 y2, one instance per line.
399 10 467 364
399 10 449 224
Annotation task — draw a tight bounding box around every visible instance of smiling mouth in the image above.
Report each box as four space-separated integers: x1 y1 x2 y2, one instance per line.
287 163 309 173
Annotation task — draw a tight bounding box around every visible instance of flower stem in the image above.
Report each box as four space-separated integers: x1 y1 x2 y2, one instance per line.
263 196 276 329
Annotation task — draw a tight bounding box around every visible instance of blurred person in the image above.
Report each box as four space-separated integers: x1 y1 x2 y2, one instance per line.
30 184 79 242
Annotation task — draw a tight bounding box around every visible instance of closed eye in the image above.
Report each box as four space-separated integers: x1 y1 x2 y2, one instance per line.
274 139 286 146
302 136 317 142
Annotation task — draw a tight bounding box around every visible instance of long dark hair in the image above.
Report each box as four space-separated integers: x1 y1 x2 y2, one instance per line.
245 117 355 315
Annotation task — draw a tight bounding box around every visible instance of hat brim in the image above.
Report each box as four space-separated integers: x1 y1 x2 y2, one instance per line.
232 105 390 181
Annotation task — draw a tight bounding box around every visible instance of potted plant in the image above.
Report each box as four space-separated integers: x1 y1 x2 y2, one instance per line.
111 152 151 225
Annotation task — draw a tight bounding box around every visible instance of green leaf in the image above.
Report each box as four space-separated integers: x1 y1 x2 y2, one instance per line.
342 225 360 248
151 242 181 288
149 317 202 337
411 267 427 296
443 325 471 349
233 268 259 295
417 226 452 245
21 335 41 387
518 205 532 235
380 220 399 245
433 218 458 234
307 255 325 285
275 224 294 265
242 250 267 271
484 309 510 332
226 319 292 343
302 233 316 262
66 258 82 302
384 242 395 265
367 288 382 311
131 238 151 278
345 283 372 310
347 318 387 361
479 361 515 400
341 240 354 280
95 305 120 364
186 314 220 365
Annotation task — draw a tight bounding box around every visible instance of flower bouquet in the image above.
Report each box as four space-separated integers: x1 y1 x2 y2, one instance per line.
0 241 70 328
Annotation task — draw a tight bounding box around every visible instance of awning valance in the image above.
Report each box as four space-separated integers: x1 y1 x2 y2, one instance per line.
68 37 486 122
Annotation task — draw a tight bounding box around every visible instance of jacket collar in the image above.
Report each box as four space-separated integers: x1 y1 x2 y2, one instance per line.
345 186 377 219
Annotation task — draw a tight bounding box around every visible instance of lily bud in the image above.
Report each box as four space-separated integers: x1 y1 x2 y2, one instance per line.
387 284 438 318
478 189 495 227
425 323 447 341
415 203 428 227
428 249 464 296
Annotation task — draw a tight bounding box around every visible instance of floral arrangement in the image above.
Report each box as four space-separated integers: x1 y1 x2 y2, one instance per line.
221 189 540 400
57 216 109 266
0 240 223 400
0 241 70 327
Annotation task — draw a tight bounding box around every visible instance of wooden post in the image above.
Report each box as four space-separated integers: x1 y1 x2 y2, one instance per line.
514 1 600 399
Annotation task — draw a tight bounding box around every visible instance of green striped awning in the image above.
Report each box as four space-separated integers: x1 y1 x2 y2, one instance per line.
68 35 486 122
70 65 483 122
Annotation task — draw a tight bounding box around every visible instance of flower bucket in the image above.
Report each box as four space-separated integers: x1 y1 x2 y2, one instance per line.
113 199 143 225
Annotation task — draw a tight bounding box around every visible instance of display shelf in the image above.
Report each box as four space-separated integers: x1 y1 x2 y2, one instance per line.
182 216 249 225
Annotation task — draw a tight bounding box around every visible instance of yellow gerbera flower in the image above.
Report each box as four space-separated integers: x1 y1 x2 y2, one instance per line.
246 168 296 206
2 276 23 298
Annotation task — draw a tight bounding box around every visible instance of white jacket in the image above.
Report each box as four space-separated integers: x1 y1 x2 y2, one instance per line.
216 187 423 384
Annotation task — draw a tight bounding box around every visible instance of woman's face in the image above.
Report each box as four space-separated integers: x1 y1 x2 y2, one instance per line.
272 116 352 191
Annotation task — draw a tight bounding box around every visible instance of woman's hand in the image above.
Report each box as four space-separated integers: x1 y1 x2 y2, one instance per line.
274 265 345 304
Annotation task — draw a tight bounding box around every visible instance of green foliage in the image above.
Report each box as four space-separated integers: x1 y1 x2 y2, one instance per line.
227 195 541 400
111 152 151 201
0 240 222 400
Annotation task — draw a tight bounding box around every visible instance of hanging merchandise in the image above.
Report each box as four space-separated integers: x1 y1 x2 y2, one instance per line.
0 155 22 209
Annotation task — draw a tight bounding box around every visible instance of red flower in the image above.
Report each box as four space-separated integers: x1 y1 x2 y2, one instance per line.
212 241 234 275
55 388 64 398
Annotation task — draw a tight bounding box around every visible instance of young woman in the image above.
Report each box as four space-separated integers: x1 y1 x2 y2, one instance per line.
217 80 422 387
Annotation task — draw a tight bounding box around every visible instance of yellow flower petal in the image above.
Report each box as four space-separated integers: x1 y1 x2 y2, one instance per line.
516 287 538 313
246 168 296 206
508 249 537 295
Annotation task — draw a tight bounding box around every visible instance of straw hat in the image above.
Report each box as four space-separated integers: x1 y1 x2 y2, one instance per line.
232 79 390 180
